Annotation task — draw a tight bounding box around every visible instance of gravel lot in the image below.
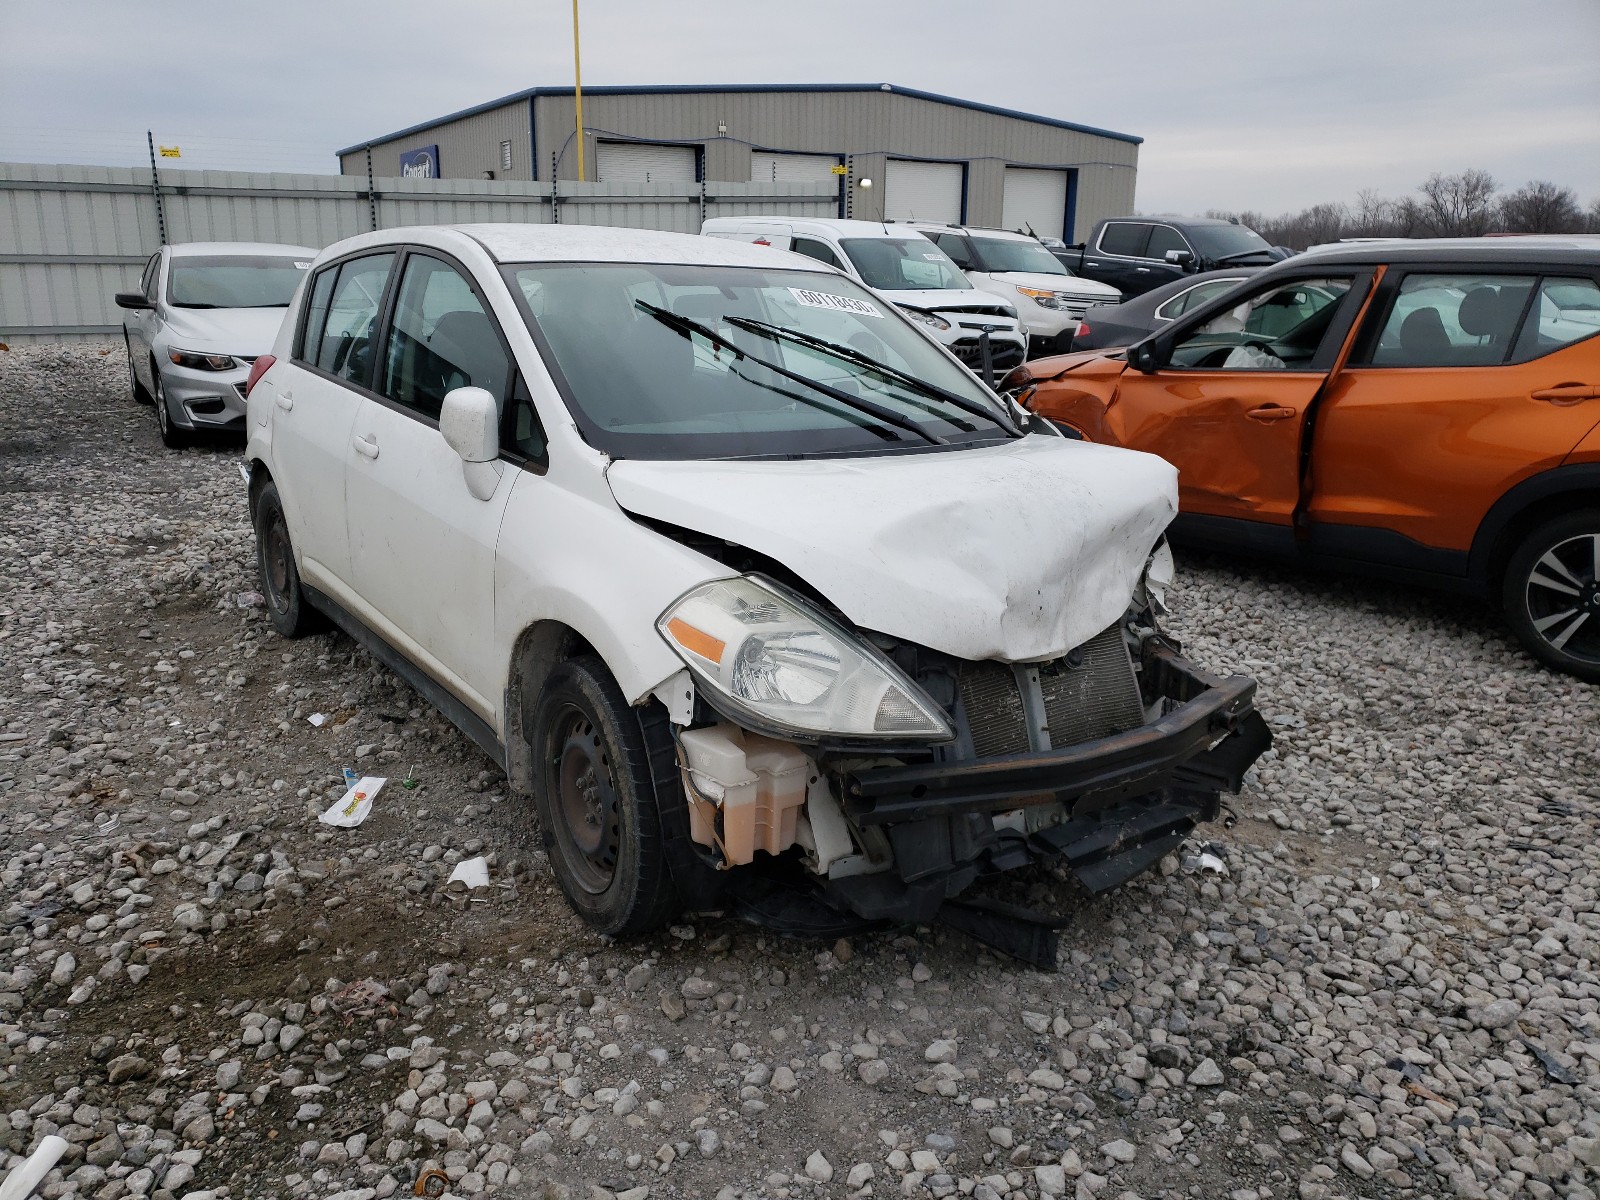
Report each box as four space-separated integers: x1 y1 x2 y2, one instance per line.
2 342 1597 1200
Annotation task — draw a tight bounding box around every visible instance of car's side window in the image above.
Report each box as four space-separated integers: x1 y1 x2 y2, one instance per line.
1097 222 1149 258
380 254 513 422
1366 274 1537 368
1169 277 1353 370
1156 279 1240 321
308 253 396 387
1145 225 1190 261
932 234 973 269
791 237 845 272
297 265 338 365
1511 277 1600 361
140 254 161 301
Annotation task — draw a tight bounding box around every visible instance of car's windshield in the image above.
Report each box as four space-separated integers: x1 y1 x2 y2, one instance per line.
504 262 1011 460
839 239 970 291
970 237 1068 276
167 255 310 308
1186 225 1274 261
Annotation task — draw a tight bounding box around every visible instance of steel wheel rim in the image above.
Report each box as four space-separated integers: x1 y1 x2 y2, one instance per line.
550 708 621 894
262 512 293 615
1524 531 1600 664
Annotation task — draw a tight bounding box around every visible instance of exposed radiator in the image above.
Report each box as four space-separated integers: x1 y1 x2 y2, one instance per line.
956 624 1144 758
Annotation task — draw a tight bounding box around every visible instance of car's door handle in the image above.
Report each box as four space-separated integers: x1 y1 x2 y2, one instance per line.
275 392 293 411
1531 383 1600 404
352 434 380 460
1246 404 1298 422
1135 267 1151 273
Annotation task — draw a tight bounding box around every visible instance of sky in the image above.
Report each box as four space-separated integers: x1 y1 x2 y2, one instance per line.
3 0 1598 218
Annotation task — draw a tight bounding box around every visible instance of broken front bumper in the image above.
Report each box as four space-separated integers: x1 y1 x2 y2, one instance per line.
825 642 1271 923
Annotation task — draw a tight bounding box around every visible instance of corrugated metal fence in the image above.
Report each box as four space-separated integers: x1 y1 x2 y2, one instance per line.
0 162 840 341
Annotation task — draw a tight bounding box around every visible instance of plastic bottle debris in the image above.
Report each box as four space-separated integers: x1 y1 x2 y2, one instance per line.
447 856 490 890
235 591 264 609
342 767 360 789
307 713 329 727
318 776 385 828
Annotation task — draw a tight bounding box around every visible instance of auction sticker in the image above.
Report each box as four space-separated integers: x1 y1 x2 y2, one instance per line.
789 287 882 317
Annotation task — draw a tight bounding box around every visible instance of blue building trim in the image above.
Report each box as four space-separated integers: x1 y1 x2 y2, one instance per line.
336 82 1143 158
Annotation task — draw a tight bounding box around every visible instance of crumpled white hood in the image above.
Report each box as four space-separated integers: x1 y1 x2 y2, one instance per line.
607 436 1177 663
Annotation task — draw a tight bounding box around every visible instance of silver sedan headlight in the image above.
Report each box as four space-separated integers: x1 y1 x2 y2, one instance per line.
657 576 954 741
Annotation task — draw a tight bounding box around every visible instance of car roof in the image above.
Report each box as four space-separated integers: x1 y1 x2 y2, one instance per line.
166 241 317 257
1292 236 1600 268
326 223 843 269
903 222 1035 242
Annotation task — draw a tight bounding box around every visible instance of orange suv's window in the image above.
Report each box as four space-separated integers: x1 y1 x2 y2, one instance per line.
1511 277 1600 360
1169 277 1352 370
1369 274 1535 367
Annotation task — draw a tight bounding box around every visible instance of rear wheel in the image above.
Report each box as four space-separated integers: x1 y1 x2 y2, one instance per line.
151 366 189 449
1502 509 1600 682
532 656 680 936
253 479 324 638
125 335 152 405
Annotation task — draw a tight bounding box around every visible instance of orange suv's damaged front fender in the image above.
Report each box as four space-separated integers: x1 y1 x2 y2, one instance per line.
1005 352 1130 441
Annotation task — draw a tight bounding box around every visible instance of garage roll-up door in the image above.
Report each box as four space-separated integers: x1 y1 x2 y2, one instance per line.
884 159 963 223
751 152 839 182
595 141 698 183
1002 168 1070 241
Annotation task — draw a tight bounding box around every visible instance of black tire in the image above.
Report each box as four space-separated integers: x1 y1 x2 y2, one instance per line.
1502 508 1600 683
151 365 189 449
253 480 324 638
531 655 681 936
125 335 152 405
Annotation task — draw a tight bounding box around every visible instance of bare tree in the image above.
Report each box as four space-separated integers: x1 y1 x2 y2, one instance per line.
1497 181 1585 233
1416 169 1498 236
1590 197 1600 233
1349 189 1394 237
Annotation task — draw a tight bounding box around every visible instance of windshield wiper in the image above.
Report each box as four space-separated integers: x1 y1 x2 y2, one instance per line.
171 302 221 309
633 301 945 446
722 316 1019 436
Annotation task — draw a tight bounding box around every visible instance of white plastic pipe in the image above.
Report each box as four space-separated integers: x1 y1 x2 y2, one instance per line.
0 1135 69 1200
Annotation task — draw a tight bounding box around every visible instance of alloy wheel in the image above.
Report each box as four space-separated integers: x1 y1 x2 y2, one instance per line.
1523 532 1600 667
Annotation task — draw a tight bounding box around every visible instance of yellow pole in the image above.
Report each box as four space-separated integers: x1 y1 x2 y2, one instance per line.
572 0 586 182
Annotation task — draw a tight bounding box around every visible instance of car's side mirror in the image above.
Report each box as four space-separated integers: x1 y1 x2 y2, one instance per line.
439 385 502 501
1164 249 1194 267
1128 340 1163 374
114 292 154 310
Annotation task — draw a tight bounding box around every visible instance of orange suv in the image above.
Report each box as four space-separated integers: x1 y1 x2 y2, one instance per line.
1009 238 1600 681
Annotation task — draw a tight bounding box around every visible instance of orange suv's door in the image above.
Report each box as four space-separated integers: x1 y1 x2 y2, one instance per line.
1111 272 1372 527
1310 270 1600 555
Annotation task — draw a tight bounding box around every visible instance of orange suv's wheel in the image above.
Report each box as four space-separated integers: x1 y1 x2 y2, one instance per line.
1503 509 1600 682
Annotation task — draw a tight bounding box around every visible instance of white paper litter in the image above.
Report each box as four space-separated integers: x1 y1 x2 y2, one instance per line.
307 713 329 727
447 856 490 889
318 776 385 827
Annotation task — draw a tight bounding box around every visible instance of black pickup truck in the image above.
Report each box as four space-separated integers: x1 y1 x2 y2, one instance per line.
1054 216 1286 299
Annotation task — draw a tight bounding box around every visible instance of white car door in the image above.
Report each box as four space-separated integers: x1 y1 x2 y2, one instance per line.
342 250 522 724
127 251 163 390
270 250 397 598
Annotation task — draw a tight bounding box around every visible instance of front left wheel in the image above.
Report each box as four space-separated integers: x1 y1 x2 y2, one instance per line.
151 366 189 449
1502 508 1600 683
531 656 681 936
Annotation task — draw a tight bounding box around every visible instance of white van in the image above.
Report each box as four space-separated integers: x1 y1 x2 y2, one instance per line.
907 223 1122 357
702 216 1028 376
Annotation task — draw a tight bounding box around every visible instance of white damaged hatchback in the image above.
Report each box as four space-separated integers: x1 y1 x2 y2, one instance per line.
244 224 1270 965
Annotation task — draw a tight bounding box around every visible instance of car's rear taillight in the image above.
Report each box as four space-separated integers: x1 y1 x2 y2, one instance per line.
1076 322 1090 340
244 354 276 398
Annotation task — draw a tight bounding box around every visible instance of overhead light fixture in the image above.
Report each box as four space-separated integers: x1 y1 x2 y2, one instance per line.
859 178 873 189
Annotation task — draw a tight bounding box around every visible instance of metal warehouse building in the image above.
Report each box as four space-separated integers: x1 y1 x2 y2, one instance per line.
336 83 1139 243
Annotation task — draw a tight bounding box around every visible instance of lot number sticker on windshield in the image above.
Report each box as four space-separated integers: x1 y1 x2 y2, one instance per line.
789 287 882 317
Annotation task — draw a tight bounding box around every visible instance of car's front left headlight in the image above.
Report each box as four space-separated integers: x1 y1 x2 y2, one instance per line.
897 307 951 331
1016 286 1069 311
658 575 954 742
168 349 239 371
